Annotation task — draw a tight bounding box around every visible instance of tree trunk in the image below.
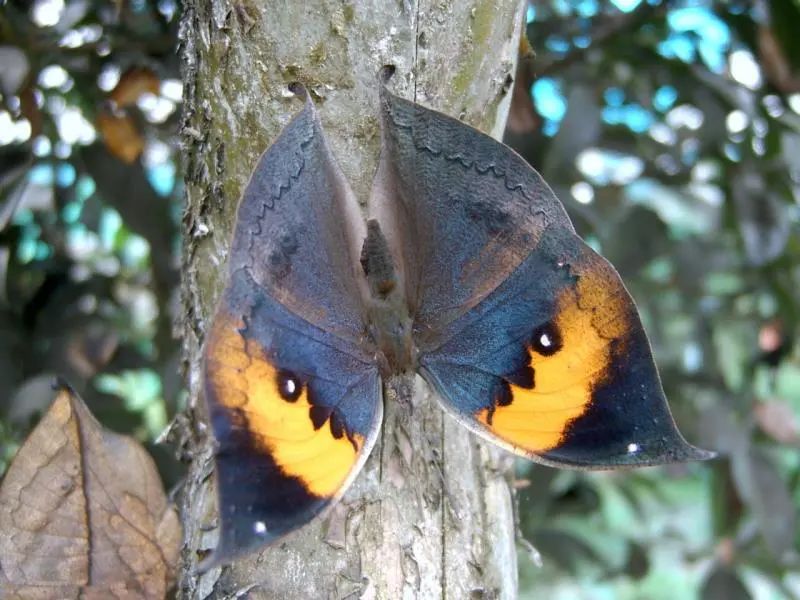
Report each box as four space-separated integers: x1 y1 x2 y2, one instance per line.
177 1 525 597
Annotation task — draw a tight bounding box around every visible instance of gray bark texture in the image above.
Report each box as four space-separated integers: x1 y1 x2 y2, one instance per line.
177 1 526 598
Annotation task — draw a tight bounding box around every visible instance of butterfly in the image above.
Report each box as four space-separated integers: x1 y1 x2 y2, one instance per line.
202 67 712 566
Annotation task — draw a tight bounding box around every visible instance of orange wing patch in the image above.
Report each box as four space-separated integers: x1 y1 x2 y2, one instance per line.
205 312 362 498
477 255 631 453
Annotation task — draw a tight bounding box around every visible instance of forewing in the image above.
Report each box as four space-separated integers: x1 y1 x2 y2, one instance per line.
202 95 380 565
374 81 710 468
371 81 573 339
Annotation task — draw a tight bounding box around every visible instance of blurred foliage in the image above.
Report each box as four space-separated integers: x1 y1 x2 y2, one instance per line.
509 1 800 598
0 0 799 598
0 0 184 485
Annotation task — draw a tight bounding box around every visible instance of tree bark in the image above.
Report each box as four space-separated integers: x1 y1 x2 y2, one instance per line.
177 1 525 597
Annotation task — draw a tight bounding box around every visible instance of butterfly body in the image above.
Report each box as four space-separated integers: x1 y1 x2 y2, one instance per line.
360 219 416 378
201 71 712 567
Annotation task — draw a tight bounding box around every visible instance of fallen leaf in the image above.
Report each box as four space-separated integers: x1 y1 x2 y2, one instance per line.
0 383 181 599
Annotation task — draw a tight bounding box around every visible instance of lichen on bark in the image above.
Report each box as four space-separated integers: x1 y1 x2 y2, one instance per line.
177 1 526 597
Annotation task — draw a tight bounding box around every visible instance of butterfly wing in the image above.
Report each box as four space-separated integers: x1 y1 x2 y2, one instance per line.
373 81 711 468
203 92 380 565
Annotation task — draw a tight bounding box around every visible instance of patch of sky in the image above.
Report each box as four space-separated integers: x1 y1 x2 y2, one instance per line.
66 225 99 261
39 65 69 88
12 209 34 226
16 237 37 264
682 342 703 373
653 85 678 112
603 104 654 133
577 148 644 185
157 0 178 20
29 164 54 186
56 107 96 145
697 36 726 72
0 112 32 145
542 119 561 137
98 64 121 92
545 36 571 54
670 7 730 46
553 0 573 16
32 136 52 157
35 241 52 260
99 207 122 251
75 175 96 203
147 162 176 197
571 181 594 204
573 35 591 49
575 0 598 18
604 87 626 107
60 176 94 224
729 49 762 89
14 216 49 263
659 7 730 72
32 0 64 27
723 142 741 162
681 138 700 165
122 236 150 268
788 94 800 115
532 78 568 123
62 201 82 224
611 0 642 12
526 4 536 23
56 162 75 187
658 32 696 62
666 104 704 130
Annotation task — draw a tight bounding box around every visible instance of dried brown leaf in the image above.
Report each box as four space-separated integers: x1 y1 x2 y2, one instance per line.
0 384 181 599
505 35 538 136
110 67 160 108
97 111 145 164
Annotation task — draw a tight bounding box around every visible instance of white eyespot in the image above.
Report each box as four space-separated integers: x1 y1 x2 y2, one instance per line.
253 521 267 535
627 443 639 454
539 333 552 348
284 378 296 395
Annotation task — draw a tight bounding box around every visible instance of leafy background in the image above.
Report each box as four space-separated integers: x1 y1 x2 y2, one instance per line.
0 0 798 598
